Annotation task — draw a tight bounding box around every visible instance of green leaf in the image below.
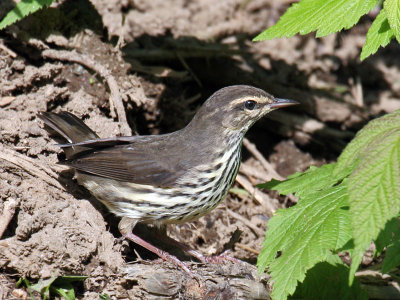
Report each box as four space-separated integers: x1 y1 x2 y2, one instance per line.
257 180 352 300
382 240 400 273
361 9 395 61
384 0 400 42
16 278 35 298
16 277 25 288
50 282 75 300
25 275 87 300
100 294 111 300
375 216 400 254
348 114 400 280
258 110 400 298
292 253 367 300
334 110 400 178
51 275 88 300
0 0 54 30
29 276 57 300
253 0 378 41
258 164 338 197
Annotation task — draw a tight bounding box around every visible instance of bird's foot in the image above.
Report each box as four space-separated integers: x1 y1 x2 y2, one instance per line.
154 250 197 278
195 250 243 265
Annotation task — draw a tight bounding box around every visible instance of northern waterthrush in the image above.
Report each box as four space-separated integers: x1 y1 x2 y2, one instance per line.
38 85 298 276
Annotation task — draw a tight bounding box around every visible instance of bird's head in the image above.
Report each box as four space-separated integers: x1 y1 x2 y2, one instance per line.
189 85 298 134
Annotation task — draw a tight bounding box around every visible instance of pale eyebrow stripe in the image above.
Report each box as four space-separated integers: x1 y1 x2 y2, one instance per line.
229 96 272 106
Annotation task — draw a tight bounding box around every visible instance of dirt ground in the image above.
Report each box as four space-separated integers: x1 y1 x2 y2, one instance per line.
1 0 400 299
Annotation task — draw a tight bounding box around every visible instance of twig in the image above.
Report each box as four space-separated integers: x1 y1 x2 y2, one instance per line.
355 76 364 107
235 243 260 255
0 147 66 194
239 163 269 181
27 38 49 50
349 76 364 107
41 49 131 136
129 59 188 78
133 249 143 261
240 163 299 205
0 42 17 58
243 138 284 180
235 174 276 215
226 208 265 237
12 147 64 179
0 198 18 239
176 53 202 87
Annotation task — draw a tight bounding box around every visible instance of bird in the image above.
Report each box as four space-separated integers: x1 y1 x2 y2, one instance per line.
38 85 298 276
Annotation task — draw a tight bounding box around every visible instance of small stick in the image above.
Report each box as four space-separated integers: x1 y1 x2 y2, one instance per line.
226 208 265 237
235 174 276 215
0 198 18 239
349 76 364 107
9 147 61 181
235 243 260 255
243 138 284 180
0 147 66 194
239 163 269 181
0 42 17 58
41 49 131 136
176 53 202 87
355 76 364 107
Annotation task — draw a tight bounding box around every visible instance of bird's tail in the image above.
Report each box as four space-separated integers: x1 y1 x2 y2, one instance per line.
37 111 99 159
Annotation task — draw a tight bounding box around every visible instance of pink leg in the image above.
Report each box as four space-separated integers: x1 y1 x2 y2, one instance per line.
118 217 195 278
123 231 196 278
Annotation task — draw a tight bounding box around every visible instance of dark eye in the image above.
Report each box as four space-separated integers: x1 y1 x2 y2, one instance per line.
244 100 257 110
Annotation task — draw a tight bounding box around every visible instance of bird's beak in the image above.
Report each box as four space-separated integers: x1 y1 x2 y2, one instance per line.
269 98 299 109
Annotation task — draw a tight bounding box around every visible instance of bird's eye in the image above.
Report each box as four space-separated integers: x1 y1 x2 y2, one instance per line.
244 100 257 110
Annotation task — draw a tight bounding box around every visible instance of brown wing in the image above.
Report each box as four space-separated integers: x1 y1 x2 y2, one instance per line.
64 137 187 187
